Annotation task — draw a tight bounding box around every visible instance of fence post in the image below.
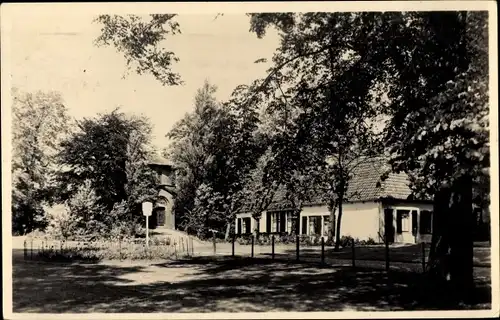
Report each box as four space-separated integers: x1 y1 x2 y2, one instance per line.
213 233 216 255
421 242 426 273
232 234 235 257
385 237 390 272
321 237 325 265
24 240 27 260
272 235 275 260
174 241 178 259
296 235 300 262
351 238 356 269
31 239 33 260
119 238 122 261
191 237 194 256
251 235 254 258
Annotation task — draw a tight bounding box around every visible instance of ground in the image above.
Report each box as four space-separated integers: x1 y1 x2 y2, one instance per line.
12 253 491 313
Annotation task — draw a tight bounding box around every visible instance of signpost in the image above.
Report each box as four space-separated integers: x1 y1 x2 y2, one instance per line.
142 201 153 247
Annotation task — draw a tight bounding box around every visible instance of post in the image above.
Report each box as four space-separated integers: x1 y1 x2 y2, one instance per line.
142 202 152 248
30 239 33 260
145 216 149 248
385 236 390 272
24 240 27 260
251 235 254 258
272 235 275 260
421 242 426 273
232 234 235 257
213 233 216 255
296 235 299 262
191 237 194 256
119 238 122 261
321 237 325 265
351 238 356 269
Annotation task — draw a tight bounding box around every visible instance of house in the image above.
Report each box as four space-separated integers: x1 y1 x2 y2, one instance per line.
148 158 177 230
234 157 434 244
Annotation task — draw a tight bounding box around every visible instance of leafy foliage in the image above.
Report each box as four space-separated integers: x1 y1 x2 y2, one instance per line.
11 89 72 235
167 81 265 239
248 11 489 296
247 13 385 246
94 14 182 86
57 109 158 237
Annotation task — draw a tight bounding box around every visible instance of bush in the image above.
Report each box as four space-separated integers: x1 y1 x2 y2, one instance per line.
236 234 253 245
235 233 331 247
365 237 377 245
338 235 355 248
35 238 188 262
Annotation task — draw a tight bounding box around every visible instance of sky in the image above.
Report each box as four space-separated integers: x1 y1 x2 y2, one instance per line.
8 12 280 152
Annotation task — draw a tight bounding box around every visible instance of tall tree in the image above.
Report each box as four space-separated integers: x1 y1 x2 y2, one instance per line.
247 12 384 247
57 109 158 234
11 89 71 235
248 11 489 299
380 12 489 300
167 81 264 239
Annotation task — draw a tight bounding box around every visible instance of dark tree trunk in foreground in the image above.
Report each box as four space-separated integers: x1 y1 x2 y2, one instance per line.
334 195 344 252
427 174 474 302
328 202 337 243
224 221 231 241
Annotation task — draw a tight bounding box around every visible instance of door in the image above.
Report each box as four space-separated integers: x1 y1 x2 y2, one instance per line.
384 209 395 244
156 207 166 227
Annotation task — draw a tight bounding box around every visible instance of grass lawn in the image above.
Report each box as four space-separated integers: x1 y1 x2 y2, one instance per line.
12 254 491 313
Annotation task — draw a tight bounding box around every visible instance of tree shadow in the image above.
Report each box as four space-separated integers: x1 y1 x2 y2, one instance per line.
13 255 491 313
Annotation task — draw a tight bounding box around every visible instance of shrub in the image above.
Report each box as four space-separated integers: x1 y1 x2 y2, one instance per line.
338 235 355 248
236 234 253 245
35 238 187 262
365 237 377 245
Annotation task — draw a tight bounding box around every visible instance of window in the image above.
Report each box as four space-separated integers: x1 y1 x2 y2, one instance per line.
323 216 330 236
242 217 251 234
270 212 277 233
237 218 242 235
420 210 432 234
268 210 296 234
309 216 322 235
396 210 410 233
302 216 307 234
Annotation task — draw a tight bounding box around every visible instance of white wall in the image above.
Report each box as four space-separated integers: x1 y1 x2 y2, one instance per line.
234 201 434 243
339 202 381 241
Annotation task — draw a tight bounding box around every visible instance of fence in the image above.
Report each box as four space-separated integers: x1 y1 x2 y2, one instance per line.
22 235 195 262
206 235 491 273
20 234 491 273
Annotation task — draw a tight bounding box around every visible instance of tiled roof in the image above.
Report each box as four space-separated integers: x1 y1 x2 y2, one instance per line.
255 157 417 212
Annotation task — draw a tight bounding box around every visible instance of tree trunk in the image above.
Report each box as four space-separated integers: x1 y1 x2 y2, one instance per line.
253 217 260 239
224 221 231 241
427 175 474 302
334 196 343 252
328 202 337 243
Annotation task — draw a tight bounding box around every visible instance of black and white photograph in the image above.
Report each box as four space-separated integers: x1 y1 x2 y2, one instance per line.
1 1 498 318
